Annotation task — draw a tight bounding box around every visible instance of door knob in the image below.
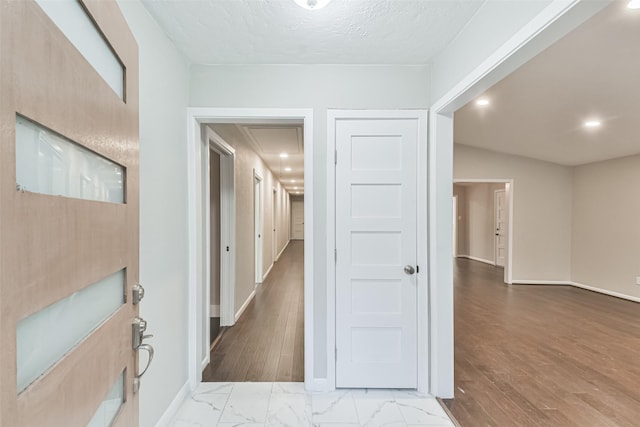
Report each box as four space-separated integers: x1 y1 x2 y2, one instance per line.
404 265 415 275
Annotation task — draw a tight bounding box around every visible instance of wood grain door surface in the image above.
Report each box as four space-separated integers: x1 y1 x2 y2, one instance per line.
0 1 140 426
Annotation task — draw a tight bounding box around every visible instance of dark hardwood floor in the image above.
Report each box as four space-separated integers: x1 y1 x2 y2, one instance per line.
202 240 304 382
445 258 640 427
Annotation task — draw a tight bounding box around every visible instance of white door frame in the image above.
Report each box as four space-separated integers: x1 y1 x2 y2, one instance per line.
494 189 506 268
453 179 513 283
186 108 314 390
452 196 458 258
204 127 236 329
326 109 429 392
429 1 608 398
272 188 277 263
254 170 264 284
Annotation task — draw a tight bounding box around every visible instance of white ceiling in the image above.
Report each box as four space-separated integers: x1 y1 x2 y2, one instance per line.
140 0 484 64
454 2 640 166
209 123 305 194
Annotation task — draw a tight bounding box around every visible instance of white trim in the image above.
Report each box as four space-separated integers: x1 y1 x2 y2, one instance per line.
186 107 314 392
570 282 640 303
263 262 274 282
429 0 608 398
458 255 495 266
307 378 329 392
276 239 290 261
210 304 220 317
510 280 572 285
254 170 264 284
211 129 237 328
235 289 256 322
153 380 190 427
326 109 429 392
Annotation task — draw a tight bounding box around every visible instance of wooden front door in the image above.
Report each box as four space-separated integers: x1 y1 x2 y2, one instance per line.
1 1 140 426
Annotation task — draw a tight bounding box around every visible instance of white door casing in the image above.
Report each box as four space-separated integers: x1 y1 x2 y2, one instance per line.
494 189 506 267
291 200 304 240
254 171 263 284
334 117 419 388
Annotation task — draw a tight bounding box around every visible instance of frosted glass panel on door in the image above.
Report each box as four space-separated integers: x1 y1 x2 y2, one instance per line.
87 372 124 427
16 270 125 392
35 0 125 99
15 116 125 203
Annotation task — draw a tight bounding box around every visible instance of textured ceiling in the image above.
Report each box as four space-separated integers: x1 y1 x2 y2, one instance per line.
455 2 640 166
140 0 484 64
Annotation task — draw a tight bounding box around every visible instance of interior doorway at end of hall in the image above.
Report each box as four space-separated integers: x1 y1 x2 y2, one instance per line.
452 180 513 284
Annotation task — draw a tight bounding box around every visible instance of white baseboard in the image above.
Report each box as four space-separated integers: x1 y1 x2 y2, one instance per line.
154 380 190 427
306 378 330 392
508 280 640 303
458 255 495 266
209 304 220 317
235 290 256 322
511 280 572 285
275 239 290 261
570 281 640 303
201 354 209 372
263 263 274 282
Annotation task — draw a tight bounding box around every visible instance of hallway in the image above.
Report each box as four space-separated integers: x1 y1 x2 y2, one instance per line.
202 240 304 382
445 258 640 426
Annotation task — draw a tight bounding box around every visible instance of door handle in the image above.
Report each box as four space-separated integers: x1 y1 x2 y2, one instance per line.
404 265 415 275
133 343 155 394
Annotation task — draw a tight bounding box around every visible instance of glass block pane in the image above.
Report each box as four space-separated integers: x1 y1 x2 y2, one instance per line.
15 116 125 204
87 371 125 427
35 0 125 99
16 270 125 393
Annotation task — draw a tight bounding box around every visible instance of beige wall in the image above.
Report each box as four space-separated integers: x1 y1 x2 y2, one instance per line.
572 154 640 299
454 144 573 281
454 183 504 264
208 124 291 315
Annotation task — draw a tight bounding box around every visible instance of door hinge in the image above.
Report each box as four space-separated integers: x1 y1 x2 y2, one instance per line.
334 248 337 263
334 149 337 165
335 348 337 360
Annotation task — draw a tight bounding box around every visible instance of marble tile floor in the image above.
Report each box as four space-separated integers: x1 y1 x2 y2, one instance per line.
170 382 455 427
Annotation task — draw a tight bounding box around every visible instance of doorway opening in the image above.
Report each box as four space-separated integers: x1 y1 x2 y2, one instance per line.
187 109 313 389
452 180 513 284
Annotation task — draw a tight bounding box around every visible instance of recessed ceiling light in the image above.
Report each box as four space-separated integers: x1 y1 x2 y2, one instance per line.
280 153 289 158
284 167 292 172
291 179 296 183
628 0 640 9
294 187 299 190
293 0 333 10
476 98 490 106
584 120 602 128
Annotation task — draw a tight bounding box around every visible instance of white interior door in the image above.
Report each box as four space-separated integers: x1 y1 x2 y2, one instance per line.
494 189 506 267
291 201 304 240
335 117 418 388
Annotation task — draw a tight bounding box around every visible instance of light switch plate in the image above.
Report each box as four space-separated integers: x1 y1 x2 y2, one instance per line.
636 276 640 285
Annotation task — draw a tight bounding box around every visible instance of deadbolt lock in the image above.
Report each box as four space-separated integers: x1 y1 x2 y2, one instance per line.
132 283 145 305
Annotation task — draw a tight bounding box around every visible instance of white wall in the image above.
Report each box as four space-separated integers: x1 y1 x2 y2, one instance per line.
191 64 430 380
454 144 572 282
207 124 291 315
572 154 640 299
117 3 190 427
430 0 553 102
